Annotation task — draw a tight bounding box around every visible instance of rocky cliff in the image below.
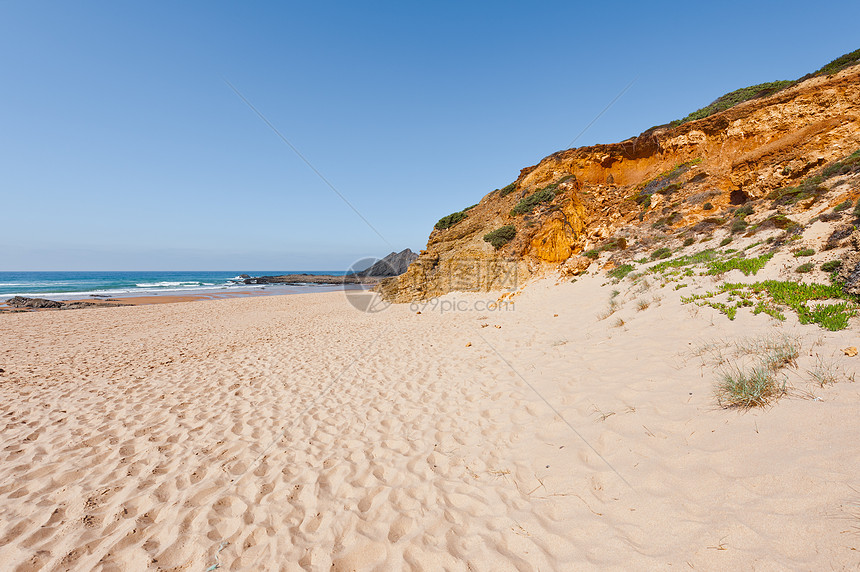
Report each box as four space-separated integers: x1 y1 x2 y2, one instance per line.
381 52 860 302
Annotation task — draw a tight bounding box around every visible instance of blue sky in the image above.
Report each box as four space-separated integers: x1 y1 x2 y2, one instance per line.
2 1 858 270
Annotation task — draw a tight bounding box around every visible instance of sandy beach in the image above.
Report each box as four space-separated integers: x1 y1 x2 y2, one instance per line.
0 274 858 571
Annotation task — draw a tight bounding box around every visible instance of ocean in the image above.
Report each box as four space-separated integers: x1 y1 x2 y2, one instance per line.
0 271 349 301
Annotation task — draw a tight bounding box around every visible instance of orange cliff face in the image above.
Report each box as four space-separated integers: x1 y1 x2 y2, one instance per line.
381 65 860 302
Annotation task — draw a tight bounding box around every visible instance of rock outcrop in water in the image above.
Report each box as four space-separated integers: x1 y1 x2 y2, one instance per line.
243 249 418 285
381 51 860 302
356 249 418 277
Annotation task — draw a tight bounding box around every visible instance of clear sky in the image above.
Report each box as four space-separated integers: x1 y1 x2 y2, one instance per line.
2 1 858 270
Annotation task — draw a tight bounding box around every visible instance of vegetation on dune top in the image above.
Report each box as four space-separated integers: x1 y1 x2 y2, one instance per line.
673 81 794 125
668 48 859 127
801 48 860 80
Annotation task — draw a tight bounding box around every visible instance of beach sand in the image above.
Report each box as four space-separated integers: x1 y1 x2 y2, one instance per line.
0 277 858 570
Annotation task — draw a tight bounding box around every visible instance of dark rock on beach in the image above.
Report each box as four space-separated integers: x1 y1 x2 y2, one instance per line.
3 296 129 311
5 296 65 309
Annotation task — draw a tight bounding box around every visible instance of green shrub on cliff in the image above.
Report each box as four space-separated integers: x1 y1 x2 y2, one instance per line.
498 182 518 197
821 149 860 179
435 210 469 230
483 225 516 249
511 187 557 216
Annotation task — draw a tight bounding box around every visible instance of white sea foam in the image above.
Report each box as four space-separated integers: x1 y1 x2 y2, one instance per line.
134 281 205 288
1 282 352 302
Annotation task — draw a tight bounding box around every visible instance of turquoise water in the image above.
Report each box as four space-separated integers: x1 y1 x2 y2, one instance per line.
0 271 348 300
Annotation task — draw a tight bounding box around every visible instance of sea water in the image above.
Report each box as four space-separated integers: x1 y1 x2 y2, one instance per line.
0 271 348 301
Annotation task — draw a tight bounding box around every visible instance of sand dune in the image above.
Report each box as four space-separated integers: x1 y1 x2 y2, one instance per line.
0 278 858 570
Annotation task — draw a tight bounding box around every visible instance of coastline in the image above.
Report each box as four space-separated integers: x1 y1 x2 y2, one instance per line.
0 284 365 310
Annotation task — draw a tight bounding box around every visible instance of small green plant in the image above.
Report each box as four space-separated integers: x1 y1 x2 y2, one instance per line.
511 186 557 216
763 214 799 231
608 264 635 281
435 210 469 230
683 237 695 247
759 338 800 371
652 212 681 228
651 247 672 260
833 199 852 212
734 204 754 217
768 176 828 206
636 299 650 311
720 237 732 247
703 202 714 210
794 248 815 257
803 302 856 330
731 218 749 233
821 260 842 272
483 225 516 249
584 249 599 259
796 262 814 273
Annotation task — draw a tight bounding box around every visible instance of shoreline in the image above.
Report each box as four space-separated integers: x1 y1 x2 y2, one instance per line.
0 284 366 310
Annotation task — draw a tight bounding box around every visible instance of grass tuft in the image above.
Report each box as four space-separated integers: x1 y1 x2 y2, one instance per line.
806 355 840 387
651 247 672 260
715 364 786 408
